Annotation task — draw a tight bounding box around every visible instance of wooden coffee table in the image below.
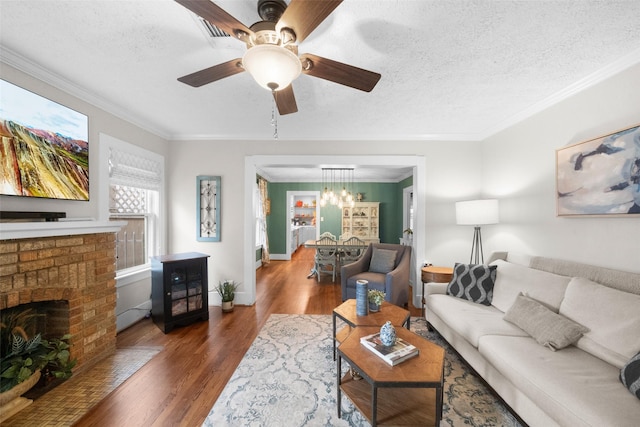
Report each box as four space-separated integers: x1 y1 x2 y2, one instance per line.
332 299 410 360
337 326 445 426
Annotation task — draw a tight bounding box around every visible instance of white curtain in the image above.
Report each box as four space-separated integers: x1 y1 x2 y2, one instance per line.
258 177 270 264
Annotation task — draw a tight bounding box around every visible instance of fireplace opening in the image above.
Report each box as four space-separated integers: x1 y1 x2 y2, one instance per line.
1 301 70 341
1 301 72 399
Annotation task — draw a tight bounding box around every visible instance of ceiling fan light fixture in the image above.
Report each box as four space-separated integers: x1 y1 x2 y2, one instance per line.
242 44 301 91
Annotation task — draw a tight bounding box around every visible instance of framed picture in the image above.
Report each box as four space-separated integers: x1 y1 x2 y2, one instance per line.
556 124 640 216
197 176 221 241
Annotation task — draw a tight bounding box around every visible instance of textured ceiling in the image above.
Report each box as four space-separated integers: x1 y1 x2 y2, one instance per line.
2 0 640 147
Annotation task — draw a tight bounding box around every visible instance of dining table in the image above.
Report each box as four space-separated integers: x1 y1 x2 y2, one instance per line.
303 239 372 278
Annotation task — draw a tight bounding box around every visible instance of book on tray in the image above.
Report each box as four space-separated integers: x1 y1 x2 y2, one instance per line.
360 332 419 366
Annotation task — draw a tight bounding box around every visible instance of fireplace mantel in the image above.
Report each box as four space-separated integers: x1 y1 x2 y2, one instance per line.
0 220 126 240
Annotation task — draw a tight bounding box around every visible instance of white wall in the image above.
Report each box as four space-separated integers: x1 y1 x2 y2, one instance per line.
1 63 170 331
6 57 638 315
482 63 640 272
168 141 480 306
0 63 169 218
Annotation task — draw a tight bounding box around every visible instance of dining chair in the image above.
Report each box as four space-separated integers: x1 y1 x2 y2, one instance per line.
319 231 337 240
339 232 352 241
338 236 367 269
314 235 338 282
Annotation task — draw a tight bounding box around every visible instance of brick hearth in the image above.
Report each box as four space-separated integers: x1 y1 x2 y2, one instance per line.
0 232 117 369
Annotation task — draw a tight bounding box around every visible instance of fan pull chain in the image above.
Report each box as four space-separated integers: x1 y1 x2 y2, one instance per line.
271 94 278 140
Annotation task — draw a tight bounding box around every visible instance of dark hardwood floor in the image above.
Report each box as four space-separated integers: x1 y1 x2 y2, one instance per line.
74 247 421 426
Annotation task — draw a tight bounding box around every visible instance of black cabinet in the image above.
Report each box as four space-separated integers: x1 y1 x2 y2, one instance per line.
151 252 209 333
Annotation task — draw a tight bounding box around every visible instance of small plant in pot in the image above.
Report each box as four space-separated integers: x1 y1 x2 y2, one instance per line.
215 280 238 313
368 289 386 312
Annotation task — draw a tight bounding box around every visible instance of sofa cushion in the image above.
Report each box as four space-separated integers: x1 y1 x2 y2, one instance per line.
490 259 571 313
504 293 587 351
369 248 397 273
446 263 496 305
427 294 528 347
559 276 640 368
478 335 640 427
620 351 640 399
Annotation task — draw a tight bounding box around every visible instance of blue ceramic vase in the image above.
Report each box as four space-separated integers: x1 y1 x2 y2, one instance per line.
355 280 369 316
379 321 397 346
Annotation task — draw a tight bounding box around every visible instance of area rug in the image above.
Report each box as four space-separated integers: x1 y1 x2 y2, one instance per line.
203 314 522 427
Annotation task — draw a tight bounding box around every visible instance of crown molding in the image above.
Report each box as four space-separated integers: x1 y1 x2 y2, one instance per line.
480 47 640 140
0 47 171 140
167 132 481 142
3 43 638 144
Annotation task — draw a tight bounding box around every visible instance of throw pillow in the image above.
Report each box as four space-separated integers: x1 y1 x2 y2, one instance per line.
369 248 397 273
446 263 497 305
504 293 588 351
559 276 640 368
620 351 640 399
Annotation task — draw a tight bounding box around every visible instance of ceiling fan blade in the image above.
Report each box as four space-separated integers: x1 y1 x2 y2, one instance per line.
273 85 298 115
276 0 342 44
300 54 381 92
175 0 253 41
178 58 244 87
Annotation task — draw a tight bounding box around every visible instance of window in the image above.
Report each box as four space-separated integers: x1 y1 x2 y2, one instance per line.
102 135 164 274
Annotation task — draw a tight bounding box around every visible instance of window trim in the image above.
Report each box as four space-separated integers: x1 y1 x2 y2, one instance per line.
99 133 166 265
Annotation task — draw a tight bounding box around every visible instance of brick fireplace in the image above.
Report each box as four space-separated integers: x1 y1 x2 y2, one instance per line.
0 222 123 370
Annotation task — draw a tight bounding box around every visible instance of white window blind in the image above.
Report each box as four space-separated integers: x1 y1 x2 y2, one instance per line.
109 147 162 191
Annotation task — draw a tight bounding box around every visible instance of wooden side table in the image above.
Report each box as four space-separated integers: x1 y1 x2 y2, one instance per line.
421 266 454 318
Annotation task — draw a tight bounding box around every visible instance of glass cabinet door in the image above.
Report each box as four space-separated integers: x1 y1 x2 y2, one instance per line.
170 264 203 316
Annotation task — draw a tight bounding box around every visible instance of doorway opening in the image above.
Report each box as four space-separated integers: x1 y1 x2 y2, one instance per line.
244 155 425 308
286 190 320 259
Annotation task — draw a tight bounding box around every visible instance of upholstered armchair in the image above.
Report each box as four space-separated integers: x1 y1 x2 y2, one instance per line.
340 243 412 307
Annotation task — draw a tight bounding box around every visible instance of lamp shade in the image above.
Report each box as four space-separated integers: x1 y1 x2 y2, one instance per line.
456 199 499 225
242 44 302 91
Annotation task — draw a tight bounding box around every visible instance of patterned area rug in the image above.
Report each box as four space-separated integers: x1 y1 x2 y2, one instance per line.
203 314 523 427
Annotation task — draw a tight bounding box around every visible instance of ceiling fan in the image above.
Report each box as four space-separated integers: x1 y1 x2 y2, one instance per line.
175 0 381 115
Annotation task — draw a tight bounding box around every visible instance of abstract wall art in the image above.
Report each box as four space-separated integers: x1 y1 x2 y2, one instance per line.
0 79 89 200
556 124 640 216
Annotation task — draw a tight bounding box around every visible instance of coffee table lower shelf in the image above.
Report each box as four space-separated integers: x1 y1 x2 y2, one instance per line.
340 373 438 426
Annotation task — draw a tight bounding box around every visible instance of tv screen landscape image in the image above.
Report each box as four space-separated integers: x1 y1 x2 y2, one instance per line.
0 79 89 201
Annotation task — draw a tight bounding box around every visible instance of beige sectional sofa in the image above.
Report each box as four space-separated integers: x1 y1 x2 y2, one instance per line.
424 251 640 427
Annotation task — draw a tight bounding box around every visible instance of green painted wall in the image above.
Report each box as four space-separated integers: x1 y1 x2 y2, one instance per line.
267 179 413 254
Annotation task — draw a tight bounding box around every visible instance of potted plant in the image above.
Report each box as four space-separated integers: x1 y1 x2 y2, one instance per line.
215 280 238 313
0 309 77 409
368 289 386 312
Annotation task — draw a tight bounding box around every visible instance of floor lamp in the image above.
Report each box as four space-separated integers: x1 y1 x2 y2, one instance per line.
455 199 499 264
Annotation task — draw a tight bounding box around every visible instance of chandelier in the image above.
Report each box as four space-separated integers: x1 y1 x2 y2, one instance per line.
320 168 355 208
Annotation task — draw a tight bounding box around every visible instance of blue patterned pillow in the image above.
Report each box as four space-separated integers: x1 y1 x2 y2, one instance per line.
369 248 397 273
446 263 497 305
620 351 640 399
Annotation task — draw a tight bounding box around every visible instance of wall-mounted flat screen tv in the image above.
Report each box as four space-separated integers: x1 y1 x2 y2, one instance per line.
0 79 89 201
